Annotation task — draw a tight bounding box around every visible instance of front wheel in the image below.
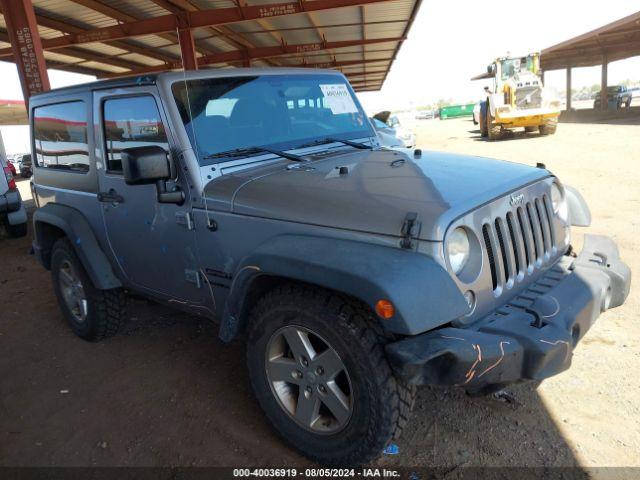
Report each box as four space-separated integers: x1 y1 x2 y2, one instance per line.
539 118 558 135
246 285 415 465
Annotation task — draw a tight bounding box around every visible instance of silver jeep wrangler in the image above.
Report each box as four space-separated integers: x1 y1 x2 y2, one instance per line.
30 69 631 465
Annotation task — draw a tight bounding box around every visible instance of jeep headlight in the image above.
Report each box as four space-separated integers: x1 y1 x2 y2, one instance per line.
447 227 470 275
551 182 568 221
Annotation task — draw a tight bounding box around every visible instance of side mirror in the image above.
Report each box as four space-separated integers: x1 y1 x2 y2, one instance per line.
121 145 170 185
120 146 184 205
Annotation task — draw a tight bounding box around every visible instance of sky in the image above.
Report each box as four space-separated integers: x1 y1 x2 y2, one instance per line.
358 0 640 112
1 0 640 153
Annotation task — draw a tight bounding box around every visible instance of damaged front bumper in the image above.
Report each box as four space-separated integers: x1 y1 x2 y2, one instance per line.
386 235 631 389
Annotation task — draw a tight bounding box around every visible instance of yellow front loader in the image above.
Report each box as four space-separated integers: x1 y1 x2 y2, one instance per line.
473 53 562 140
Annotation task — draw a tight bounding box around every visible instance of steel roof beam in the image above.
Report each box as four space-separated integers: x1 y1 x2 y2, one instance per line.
21 0 395 50
296 58 391 68
273 47 396 61
150 0 280 67
0 28 116 77
198 37 403 65
0 4 178 64
67 0 216 57
344 68 388 77
218 19 407 36
98 37 400 77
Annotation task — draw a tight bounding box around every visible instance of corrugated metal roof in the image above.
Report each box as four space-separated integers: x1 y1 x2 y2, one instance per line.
541 10 640 70
0 0 423 91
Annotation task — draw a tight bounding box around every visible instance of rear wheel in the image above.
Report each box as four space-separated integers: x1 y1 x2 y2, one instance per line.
246 285 415 465
51 238 126 341
538 118 558 135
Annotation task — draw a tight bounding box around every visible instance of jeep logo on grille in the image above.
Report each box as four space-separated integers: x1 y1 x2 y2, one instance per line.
509 193 524 206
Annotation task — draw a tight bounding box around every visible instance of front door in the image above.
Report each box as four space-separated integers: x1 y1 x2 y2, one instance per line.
95 88 202 303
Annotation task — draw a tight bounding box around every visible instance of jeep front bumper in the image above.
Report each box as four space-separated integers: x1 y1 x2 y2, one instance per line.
386 235 631 388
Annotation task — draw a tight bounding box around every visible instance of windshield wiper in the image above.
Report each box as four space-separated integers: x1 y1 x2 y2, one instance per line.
204 146 305 162
296 137 373 150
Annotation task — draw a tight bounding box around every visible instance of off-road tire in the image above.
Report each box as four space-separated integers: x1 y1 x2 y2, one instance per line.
524 126 537 133
6 221 27 238
486 108 503 141
479 101 488 137
51 237 126 341
246 284 415 466
538 118 558 136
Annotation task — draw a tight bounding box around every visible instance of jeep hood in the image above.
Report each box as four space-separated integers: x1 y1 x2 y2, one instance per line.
203 149 550 241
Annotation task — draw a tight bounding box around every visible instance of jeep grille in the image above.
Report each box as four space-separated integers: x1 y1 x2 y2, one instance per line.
482 194 556 295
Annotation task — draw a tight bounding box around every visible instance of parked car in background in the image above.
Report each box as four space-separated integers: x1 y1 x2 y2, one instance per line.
369 117 407 147
594 85 633 109
1 155 28 237
372 111 415 147
415 109 435 120
6 158 17 176
19 154 32 178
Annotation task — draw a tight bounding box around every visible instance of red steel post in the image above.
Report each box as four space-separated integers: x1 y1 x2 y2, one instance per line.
0 0 50 101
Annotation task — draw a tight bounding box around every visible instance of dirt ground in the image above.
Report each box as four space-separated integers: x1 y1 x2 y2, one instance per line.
1 117 639 472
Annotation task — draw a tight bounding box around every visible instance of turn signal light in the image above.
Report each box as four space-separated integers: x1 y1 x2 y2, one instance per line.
375 300 395 319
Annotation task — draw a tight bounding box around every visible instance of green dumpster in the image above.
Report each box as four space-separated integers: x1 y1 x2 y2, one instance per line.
439 103 475 119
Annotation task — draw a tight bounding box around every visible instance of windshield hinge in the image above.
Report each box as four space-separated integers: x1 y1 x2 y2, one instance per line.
400 212 420 249
175 211 194 230
185 269 201 288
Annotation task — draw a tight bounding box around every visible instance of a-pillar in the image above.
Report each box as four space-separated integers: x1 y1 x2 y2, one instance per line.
0 0 50 102
601 53 609 111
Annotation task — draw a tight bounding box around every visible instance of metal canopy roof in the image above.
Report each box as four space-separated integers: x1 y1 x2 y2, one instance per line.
0 0 423 92
541 10 640 70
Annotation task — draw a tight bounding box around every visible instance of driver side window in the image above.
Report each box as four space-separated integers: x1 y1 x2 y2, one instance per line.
103 96 168 173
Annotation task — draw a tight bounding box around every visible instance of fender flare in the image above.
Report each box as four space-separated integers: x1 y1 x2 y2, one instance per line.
565 185 591 227
219 235 468 341
33 203 122 289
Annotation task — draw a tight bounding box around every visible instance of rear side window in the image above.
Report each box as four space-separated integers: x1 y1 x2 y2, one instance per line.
103 96 169 172
33 101 90 172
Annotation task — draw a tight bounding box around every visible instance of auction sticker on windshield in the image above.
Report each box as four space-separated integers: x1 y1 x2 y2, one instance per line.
320 84 358 114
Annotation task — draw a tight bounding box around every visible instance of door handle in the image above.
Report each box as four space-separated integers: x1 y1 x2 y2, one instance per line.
97 189 124 204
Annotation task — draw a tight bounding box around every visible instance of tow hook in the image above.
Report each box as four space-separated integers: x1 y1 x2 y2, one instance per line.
526 306 546 328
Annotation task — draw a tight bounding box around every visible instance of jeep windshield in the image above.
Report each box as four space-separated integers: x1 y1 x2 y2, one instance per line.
172 74 374 165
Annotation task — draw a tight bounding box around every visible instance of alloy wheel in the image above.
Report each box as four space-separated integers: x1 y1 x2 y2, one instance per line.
58 260 88 323
265 325 353 434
